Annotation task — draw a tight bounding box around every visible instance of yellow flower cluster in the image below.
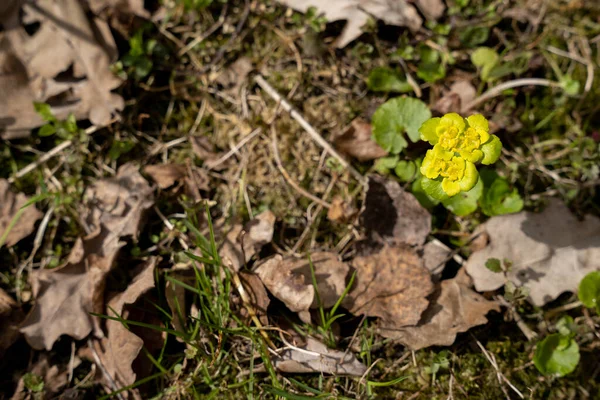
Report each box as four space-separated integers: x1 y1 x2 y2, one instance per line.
419 113 501 197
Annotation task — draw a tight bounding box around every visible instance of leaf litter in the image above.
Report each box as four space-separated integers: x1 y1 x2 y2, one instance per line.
466 199 600 306
0 179 43 248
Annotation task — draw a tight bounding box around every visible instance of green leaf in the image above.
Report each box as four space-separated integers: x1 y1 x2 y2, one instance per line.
109 140 136 160
135 57 153 80
442 176 483 216
560 77 580 96
23 372 44 393
372 97 431 153
471 47 499 82
485 258 502 273
420 176 450 202
367 67 413 93
555 316 576 338
373 156 399 174
412 176 440 209
578 271 600 313
534 334 580 377
479 169 523 216
394 160 417 182
65 113 78 133
33 102 55 122
37 124 56 137
459 26 490 48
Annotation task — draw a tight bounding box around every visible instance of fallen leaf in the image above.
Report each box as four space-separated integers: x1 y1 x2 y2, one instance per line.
165 263 195 334
276 0 423 48
10 353 81 399
0 179 43 247
190 136 224 169
96 258 157 389
270 337 367 375
20 165 154 350
88 0 150 18
220 210 276 271
381 271 499 349
254 255 314 314
465 200 600 306
0 288 23 357
144 164 187 189
361 175 431 247
333 118 388 162
342 245 433 329
239 271 271 325
0 0 123 139
433 80 477 114
422 240 451 278
415 0 445 20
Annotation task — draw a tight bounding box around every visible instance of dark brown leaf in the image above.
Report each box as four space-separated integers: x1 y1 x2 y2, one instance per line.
333 118 388 162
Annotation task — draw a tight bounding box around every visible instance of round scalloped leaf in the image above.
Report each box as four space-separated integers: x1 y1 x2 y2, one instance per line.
442 177 483 216
578 271 600 313
534 334 580 377
372 97 432 153
420 176 450 202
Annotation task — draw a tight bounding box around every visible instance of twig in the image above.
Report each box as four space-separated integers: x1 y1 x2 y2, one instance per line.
207 128 262 170
270 127 332 209
496 296 538 341
177 4 228 57
255 75 365 184
9 122 114 183
474 339 524 399
88 338 124 400
463 78 561 110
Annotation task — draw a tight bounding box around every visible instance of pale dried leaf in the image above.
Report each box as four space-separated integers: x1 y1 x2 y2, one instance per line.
276 0 422 48
434 80 477 114
333 118 388 162
0 179 43 247
20 166 153 350
0 288 23 357
96 258 157 388
423 240 451 278
255 255 314 313
10 354 80 399
144 164 187 189
220 210 276 271
342 245 433 329
271 337 367 375
215 57 253 96
381 271 500 349
362 175 431 247
415 0 445 20
0 0 123 139
88 0 149 17
465 200 600 306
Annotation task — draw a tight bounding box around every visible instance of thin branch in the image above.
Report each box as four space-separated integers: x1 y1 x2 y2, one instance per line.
206 128 262 170
464 78 561 111
255 74 365 184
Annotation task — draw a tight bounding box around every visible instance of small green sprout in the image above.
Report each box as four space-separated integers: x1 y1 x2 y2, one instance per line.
418 113 502 199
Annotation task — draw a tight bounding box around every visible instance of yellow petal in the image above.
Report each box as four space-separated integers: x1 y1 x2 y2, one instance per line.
460 148 483 163
421 149 440 179
459 161 479 192
441 113 466 133
419 118 441 145
467 114 490 143
442 178 461 197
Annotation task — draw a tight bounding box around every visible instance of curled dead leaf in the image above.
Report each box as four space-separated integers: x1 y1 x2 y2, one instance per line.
343 245 433 329
333 118 388 162
466 200 600 306
239 271 271 325
381 271 500 350
220 210 276 271
269 337 367 376
95 258 157 389
0 179 43 248
362 175 431 247
143 164 187 189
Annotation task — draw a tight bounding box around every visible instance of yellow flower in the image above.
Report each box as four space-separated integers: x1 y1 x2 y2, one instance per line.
439 156 478 197
419 113 466 151
421 145 453 180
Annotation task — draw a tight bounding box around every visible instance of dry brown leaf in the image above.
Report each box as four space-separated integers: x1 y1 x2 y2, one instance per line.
239 271 271 325
215 57 253 96
165 263 195 334
362 175 431 247
380 271 499 350
20 165 153 350
333 118 388 162
415 0 445 20
0 0 123 139
0 179 43 247
0 288 23 357
190 136 223 168
343 245 433 329
96 258 157 389
270 337 367 375
88 0 150 17
276 0 423 48
220 210 276 271
255 255 314 313
465 200 600 306
144 164 187 189
422 240 451 278
433 81 477 114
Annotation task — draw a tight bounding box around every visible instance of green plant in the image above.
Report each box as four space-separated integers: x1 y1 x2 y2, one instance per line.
578 271 600 313
367 67 412 93
424 350 450 385
33 103 82 140
419 113 501 199
121 29 163 80
371 97 431 154
23 372 44 393
534 317 580 377
479 169 523 216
